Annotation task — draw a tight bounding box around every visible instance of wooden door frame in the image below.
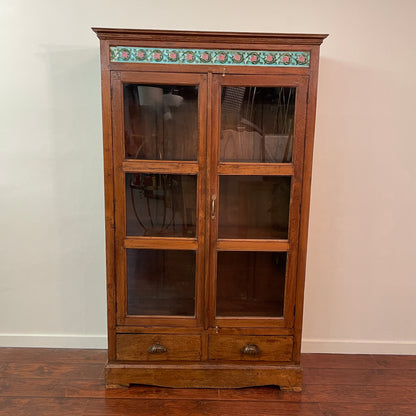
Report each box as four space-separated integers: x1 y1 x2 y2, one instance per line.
207 74 309 330
110 71 208 328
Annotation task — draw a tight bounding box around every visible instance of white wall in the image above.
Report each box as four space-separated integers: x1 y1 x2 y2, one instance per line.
0 0 415 353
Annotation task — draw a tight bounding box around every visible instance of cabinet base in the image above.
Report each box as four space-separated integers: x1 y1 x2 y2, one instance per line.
105 361 302 390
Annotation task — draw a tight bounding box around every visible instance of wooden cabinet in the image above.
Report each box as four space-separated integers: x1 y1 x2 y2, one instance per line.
93 28 327 391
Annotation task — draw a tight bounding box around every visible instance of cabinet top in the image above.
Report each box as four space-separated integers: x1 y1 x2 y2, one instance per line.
92 28 328 46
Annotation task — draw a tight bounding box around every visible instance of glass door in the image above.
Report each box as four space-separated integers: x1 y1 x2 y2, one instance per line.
209 74 308 329
112 71 207 327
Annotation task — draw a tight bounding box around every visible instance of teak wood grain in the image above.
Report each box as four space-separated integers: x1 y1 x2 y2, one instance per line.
116 334 201 361
208 335 293 361
92 27 327 45
94 28 327 390
99 39 116 362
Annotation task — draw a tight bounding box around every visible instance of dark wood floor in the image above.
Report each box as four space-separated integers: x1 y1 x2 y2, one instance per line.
0 348 415 415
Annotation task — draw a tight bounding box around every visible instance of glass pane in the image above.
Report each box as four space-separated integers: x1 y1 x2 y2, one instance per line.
127 249 196 316
124 84 198 160
216 252 286 317
126 173 197 237
218 176 291 239
220 87 296 163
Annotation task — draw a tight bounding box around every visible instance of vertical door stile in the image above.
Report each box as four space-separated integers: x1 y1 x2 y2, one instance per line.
283 77 309 327
207 73 221 330
203 72 212 332
111 72 128 325
196 74 208 330
200 72 211 360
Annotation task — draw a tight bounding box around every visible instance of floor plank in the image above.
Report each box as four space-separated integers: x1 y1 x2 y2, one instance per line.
0 348 107 364
0 397 89 416
84 398 324 416
303 367 416 386
319 403 416 416
0 362 104 380
301 353 379 369
217 384 416 404
371 354 416 369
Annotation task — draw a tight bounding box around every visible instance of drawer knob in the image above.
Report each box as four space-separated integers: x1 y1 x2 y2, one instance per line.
148 343 168 354
241 343 261 355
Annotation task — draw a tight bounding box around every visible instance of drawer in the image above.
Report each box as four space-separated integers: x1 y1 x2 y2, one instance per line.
116 334 201 361
208 335 293 361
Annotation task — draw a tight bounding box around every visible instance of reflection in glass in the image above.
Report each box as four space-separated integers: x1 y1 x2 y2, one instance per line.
220 87 296 163
126 173 197 237
219 176 291 239
124 84 198 160
216 252 287 317
127 249 196 316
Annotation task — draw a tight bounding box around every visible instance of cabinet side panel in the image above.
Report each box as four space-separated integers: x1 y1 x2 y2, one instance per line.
293 45 322 362
196 75 208 333
99 39 116 360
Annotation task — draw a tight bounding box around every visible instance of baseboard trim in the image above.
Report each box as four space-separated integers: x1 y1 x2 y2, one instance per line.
302 338 416 355
0 334 107 349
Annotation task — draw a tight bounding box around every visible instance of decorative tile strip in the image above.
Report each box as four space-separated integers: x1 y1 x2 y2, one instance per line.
110 47 310 67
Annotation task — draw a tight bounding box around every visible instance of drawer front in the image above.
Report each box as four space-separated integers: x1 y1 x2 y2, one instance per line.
208 335 293 361
116 334 201 361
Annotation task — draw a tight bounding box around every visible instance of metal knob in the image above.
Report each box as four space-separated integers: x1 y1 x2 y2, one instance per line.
241 343 261 355
148 343 168 354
